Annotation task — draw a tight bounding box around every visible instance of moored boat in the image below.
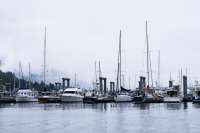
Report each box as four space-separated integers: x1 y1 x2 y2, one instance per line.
38 92 61 103
192 87 200 103
61 88 83 102
15 89 38 102
163 89 182 103
114 93 132 102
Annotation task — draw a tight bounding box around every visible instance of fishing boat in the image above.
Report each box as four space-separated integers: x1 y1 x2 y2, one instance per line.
15 89 38 102
114 30 132 102
38 92 61 103
61 87 83 102
192 87 200 103
163 88 182 103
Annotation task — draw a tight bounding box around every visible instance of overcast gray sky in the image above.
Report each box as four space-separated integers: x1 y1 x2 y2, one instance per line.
0 0 200 88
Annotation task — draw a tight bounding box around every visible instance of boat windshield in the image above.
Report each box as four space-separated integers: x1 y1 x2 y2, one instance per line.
64 91 76 94
167 91 178 97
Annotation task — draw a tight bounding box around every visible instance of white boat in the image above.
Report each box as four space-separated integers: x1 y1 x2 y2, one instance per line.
114 94 132 102
193 87 200 103
61 88 83 102
164 89 182 103
15 89 38 102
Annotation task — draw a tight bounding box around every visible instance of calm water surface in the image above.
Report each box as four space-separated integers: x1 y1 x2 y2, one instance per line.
0 102 200 133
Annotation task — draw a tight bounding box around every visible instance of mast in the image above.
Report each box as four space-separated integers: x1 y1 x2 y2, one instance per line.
157 50 160 88
116 30 122 93
98 61 102 78
145 21 150 87
18 62 21 89
43 26 47 90
28 63 31 89
180 68 183 92
119 30 122 90
74 72 77 87
98 60 102 93
13 69 16 92
94 61 98 91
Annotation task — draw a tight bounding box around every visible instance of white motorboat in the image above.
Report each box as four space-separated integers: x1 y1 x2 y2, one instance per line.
61 88 83 102
164 89 182 103
15 89 38 102
114 93 132 102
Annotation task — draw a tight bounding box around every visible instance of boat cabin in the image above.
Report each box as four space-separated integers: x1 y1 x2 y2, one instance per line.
63 88 82 95
17 89 38 97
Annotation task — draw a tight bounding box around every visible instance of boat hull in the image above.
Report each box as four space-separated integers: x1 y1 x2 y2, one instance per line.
15 96 38 102
0 96 16 103
114 94 132 102
38 96 61 103
164 97 182 103
61 95 83 102
83 96 98 103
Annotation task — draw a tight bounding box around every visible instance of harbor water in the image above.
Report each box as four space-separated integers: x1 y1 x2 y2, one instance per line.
0 103 200 133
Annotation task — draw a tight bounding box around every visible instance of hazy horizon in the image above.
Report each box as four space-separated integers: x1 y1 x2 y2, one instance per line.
1 0 200 89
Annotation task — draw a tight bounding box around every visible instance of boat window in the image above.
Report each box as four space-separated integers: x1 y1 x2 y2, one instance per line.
64 91 75 94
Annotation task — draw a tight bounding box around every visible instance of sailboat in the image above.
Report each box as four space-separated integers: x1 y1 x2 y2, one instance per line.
38 26 61 103
114 30 133 102
15 63 38 102
142 21 163 103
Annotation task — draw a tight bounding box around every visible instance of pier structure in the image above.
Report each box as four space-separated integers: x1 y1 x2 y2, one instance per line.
139 76 146 91
99 77 107 95
110 82 115 95
62 78 70 91
169 80 173 87
55 82 61 91
182 75 190 101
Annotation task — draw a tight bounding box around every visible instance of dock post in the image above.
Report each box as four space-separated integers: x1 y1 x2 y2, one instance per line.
103 78 107 95
169 80 173 87
99 77 103 94
183 75 187 99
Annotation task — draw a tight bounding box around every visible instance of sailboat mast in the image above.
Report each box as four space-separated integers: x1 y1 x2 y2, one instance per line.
13 70 16 92
119 30 122 90
28 63 31 89
43 26 47 88
116 30 122 92
157 50 160 88
146 21 150 87
74 72 77 87
94 61 98 91
18 62 21 89
98 61 102 78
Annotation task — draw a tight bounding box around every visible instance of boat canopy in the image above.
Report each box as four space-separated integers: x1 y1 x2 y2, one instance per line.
63 88 82 92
